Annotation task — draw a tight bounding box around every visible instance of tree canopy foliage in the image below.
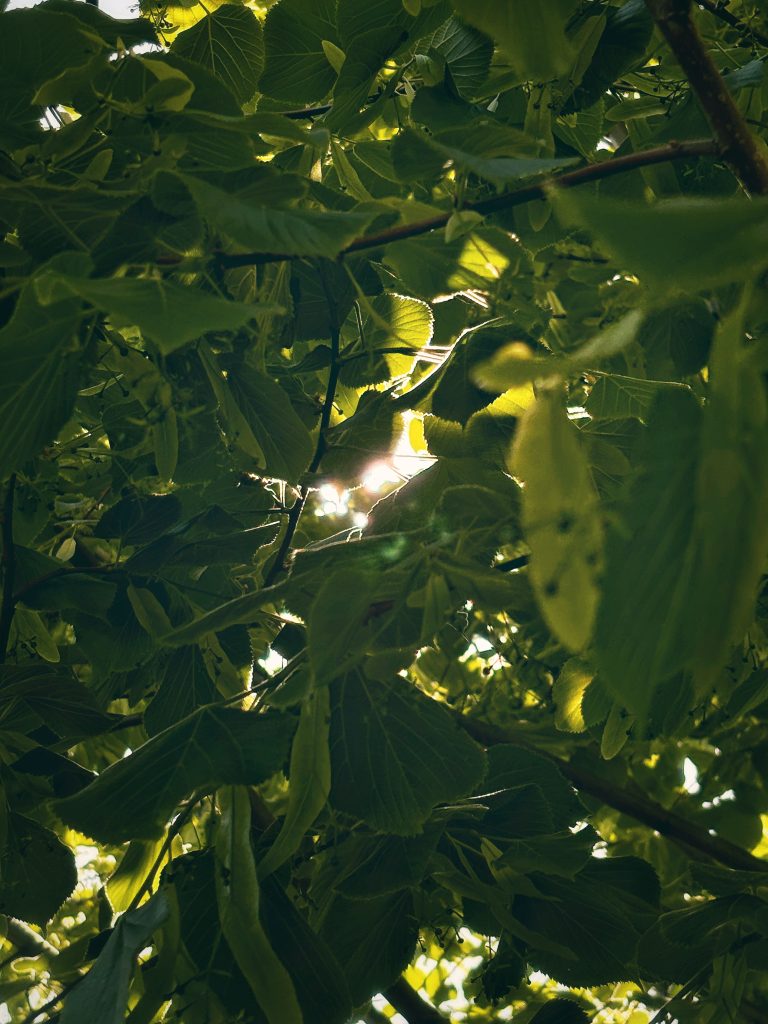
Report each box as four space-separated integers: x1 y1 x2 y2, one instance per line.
2 0 768 1021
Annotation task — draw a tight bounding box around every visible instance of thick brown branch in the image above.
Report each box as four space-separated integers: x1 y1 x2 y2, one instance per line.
215 139 719 269
383 978 448 1024
646 0 768 194
460 716 768 875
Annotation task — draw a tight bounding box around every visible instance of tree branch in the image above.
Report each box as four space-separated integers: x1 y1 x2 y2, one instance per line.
263 272 341 586
215 139 720 269
697 0 768 50
460 716 768 875
0 473 17 664
646 0 768 194
382 977 448 1024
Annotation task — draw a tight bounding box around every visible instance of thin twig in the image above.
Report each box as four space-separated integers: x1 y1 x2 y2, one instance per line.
0 474 17 664
214 138 720 269
263 270 341 586
646 0 768 193
697 0 768 49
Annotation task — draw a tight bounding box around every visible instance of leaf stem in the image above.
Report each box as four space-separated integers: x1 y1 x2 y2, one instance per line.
645 0 768 194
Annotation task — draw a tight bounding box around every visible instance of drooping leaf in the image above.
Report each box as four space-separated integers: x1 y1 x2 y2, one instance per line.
259 686 331 878
226 365 314 483
60 892 169 1024
215 787 303 1024
511 391 603 652
56 707 295 842
687 292 768 692
594 389 701 717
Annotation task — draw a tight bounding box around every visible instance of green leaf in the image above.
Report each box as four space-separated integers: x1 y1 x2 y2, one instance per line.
339 290 433 387
480 745 585 834
0 9 100 130
565 0 652 112
331 829 441 898
326 26 405 132
159 582 289 646
687 292 768 692
145 646 218 736
450 0 579 81
594 389 701 717
516 857 660 986
0 255 86 480
0 813 77 925
392 124 577 184
321 390 402 480
60 892 169 1024
329 672 486 834
472 310 644 389
260 878 353 1024
180 173 376 257
317 890 418 1005
307 568 402 685
106 837 166 913
259 686 331 878
585 373 690 421
551 192 768 294
39 271 269 355
552 659 610 733
56 707 295 843
495 829 594 880
226 365 314 483
511 391 604 652
96 494 182 546
426 16 493 99
528 1001 590 1024
259 0 340 102
215 787 303 1024
0 665 115 738
600 702 634 760
171 5 263 104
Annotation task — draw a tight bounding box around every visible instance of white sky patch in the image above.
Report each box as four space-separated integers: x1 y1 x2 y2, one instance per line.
258 648 287 676
683 756 701 795
314 483 350 517
8 0 138 14
361 460 401 493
